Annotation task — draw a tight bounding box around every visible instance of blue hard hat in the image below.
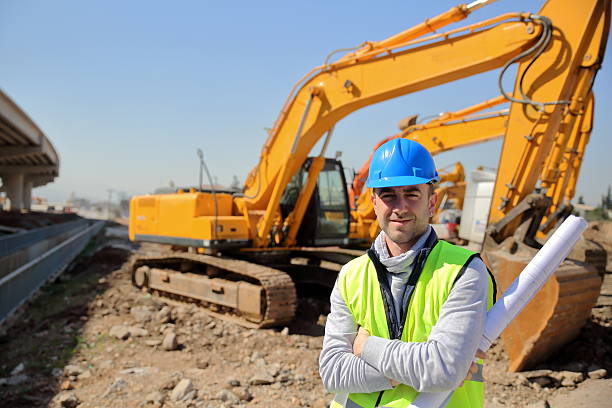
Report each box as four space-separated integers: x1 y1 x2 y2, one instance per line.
366 138 440 188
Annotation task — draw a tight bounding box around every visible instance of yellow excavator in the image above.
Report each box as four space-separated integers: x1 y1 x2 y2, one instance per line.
129 0 610 370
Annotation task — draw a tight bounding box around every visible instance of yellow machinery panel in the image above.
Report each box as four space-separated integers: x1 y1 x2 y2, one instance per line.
130 192 249 244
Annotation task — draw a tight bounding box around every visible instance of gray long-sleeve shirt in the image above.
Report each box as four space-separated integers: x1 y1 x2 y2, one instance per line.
319 227 489 401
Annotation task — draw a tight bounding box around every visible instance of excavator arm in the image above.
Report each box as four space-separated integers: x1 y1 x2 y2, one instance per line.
486 0 609 239
539 92 594 234
238 11 546 247
481 0 610 371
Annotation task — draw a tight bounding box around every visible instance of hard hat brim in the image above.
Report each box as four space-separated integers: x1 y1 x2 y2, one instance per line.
366 175 440 189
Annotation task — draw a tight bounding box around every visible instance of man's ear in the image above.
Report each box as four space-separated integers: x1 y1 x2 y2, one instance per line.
429 190 438 217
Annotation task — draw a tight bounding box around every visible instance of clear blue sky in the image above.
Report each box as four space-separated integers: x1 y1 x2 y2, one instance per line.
1 0 610 206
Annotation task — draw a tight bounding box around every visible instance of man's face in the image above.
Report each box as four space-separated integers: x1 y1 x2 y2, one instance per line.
371 184 437 251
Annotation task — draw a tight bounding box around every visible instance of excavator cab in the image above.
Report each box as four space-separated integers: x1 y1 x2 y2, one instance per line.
280 158 350 246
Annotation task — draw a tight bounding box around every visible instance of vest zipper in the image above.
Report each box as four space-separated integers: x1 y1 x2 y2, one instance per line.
366 230 440 407
374 391 384 407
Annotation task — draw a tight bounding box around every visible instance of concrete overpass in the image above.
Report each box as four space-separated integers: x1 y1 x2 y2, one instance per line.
0 89 59 210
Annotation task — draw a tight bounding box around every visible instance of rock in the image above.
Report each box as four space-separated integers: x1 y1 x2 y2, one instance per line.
532 377 554 387
109 325 131 340
11 362 25 375
514 374 530 386
60 380 74 390
64 365 86 376
182 389 197 401
280 327 289 336
156 306 172 323
253 357 267 367
551 371 585 387
130 305 154 322
145 339 162 347
267 363 281 377
523 369 553 379
525 401 549 408
277 372 292 382
103 378 128 398
128 326 149 337
249 371 275 385
491 397 505 406
162 332 178 350
250 351 264 361
216 389 239 402
171 378 195 401
588 368 607 379
196 358 209 369
119 367 151 374
160 377 180 391
228 379 241 387
78 370 92 380
57 392 80 408
144 391 164 404
239 389 253 401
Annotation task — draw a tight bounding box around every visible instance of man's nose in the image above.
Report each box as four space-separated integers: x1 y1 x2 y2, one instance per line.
392 196 411 213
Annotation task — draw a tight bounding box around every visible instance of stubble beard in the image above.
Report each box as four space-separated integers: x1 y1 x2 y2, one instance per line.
382 217 429 249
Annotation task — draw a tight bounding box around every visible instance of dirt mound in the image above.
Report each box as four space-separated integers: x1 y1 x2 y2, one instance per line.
584 221 612 251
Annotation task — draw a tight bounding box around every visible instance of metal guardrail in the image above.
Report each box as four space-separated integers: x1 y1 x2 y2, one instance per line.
0 219 89 258
0 220 105 325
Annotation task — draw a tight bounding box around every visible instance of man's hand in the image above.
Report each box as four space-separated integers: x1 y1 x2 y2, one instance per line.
352 326 370 357
464 349 487 383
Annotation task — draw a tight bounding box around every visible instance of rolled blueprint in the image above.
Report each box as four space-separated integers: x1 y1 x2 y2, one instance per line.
409 215 588 408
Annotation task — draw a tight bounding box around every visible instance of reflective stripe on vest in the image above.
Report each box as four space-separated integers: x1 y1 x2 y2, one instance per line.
335 240 495 408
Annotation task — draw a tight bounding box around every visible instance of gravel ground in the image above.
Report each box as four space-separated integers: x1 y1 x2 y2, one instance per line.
0 223 610 407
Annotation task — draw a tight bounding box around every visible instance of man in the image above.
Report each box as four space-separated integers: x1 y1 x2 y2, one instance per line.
319 138 495 408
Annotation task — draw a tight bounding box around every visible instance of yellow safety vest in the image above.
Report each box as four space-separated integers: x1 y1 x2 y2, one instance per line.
333 239 496 408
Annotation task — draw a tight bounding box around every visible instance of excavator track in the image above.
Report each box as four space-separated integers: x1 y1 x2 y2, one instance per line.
129 252 297 328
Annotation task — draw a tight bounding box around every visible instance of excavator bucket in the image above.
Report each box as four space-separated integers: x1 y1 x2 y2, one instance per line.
485 248 602 372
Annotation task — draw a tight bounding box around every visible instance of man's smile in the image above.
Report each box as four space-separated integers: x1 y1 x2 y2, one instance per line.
389 217 415 225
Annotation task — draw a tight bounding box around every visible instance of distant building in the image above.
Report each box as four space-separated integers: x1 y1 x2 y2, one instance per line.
573 203 596 218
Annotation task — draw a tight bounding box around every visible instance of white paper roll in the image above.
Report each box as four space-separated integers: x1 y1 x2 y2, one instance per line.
479 214 587 351
408 215 587 408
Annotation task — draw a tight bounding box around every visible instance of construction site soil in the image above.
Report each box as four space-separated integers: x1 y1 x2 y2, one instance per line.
0 222 610 408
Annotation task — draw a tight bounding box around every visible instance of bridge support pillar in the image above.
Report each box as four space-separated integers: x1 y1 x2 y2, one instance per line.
3 173 25 211
23 178 33 210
